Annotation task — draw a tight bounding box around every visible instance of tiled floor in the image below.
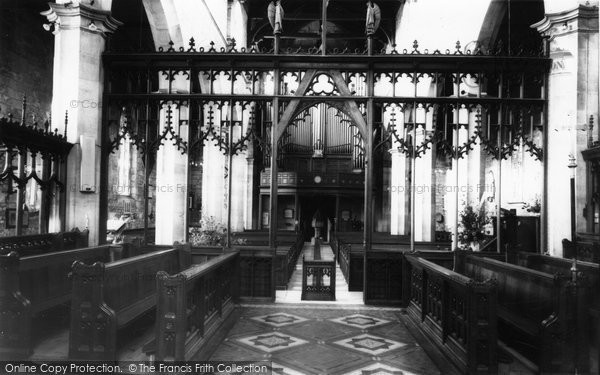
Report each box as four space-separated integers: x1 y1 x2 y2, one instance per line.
276 242 364 305
207 305 448 375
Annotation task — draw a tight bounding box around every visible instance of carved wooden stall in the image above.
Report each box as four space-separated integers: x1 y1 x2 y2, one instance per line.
0 98 72 237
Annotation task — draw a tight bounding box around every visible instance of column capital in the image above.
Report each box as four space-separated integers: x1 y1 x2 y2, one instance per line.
532 5 598 38
41 2 122 37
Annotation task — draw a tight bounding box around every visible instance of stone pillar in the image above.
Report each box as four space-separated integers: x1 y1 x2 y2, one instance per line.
533 4 599 255
41 2 120 245
201 143 227 224
245 157 256 229
230 153 246 232
389 148 407 235
467 110 483 206
414 124 432 241
154 104 188 245
449 124 469 249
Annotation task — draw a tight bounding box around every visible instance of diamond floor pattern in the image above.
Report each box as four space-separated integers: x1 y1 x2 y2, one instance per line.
207 306 445 375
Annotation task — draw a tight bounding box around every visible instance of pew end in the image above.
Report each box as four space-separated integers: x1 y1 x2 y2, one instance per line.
0 252 32 359
68 261 118 361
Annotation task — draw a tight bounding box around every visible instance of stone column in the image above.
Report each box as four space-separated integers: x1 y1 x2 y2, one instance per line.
154 104 188 245
448 123 469 249
414 124 433 241
41 2 120 245
533 4 599 255
389 148 407 235
201 140 227 225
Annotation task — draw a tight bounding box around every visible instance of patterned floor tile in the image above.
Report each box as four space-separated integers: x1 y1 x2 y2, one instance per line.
334 334 406 355
279 343 368 374
340 362 419 375
382 346 443 374
250 313 309 327
237 332 309 353
270 362 309 375
282 320 358 341
208 341 271 362
330 314 391 329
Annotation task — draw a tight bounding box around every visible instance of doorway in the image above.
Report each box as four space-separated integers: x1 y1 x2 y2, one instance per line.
298 194 336 242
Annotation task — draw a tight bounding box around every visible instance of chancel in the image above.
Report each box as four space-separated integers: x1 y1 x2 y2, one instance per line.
0 0 598 374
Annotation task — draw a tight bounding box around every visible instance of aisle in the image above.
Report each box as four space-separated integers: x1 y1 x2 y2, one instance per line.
276 242 363 304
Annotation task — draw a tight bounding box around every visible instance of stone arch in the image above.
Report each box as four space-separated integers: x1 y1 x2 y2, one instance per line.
141 0 184 50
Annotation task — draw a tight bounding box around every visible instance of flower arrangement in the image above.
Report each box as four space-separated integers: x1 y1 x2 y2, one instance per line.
458 205 489 250
522 196 541 213
189 216 226 246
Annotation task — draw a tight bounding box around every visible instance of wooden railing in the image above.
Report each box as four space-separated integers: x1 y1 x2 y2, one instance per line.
69 245 191 360
0 229 89 256
154 252 239 361
301 255 336 301
404 255 497 374
285 234 304 285
337 238 351 284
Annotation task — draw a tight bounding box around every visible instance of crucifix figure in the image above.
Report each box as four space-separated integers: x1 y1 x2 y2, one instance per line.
267 0 284 34
366 1 381 36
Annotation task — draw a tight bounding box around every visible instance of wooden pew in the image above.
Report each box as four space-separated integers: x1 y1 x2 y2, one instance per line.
563 233 600 263
403 255 497 374
153 252 239 361
231 230 298 246
0 229 89 256
514 252 599 372
457 254 590 374
0 244 122 359
68 243 192 360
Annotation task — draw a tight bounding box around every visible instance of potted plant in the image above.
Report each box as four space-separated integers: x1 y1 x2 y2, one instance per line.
189 216 226 246
458 205 489 251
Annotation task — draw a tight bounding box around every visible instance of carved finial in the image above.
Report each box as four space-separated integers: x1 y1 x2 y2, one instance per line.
64 110 68 138
365 1 381 36
167 40 175 52
21 94 27 125
188 37 196 52
267 0 284 35
455 40 461 53
412 40 419 53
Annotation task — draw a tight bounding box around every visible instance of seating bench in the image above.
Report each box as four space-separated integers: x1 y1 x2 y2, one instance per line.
0 245 122 359
457 254 590 374
68 243 192 360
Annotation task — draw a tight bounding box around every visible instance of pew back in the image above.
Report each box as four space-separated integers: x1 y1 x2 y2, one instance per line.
20 245 119 313
0 230 89 256
462 256 557 324
459 254 590 373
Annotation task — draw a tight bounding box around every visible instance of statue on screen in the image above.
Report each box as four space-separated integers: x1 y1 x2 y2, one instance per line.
365 1 381 36
268 0 284 34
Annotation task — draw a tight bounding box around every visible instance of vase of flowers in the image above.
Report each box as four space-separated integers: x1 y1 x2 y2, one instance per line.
189 216 226 246
458 205 489 251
